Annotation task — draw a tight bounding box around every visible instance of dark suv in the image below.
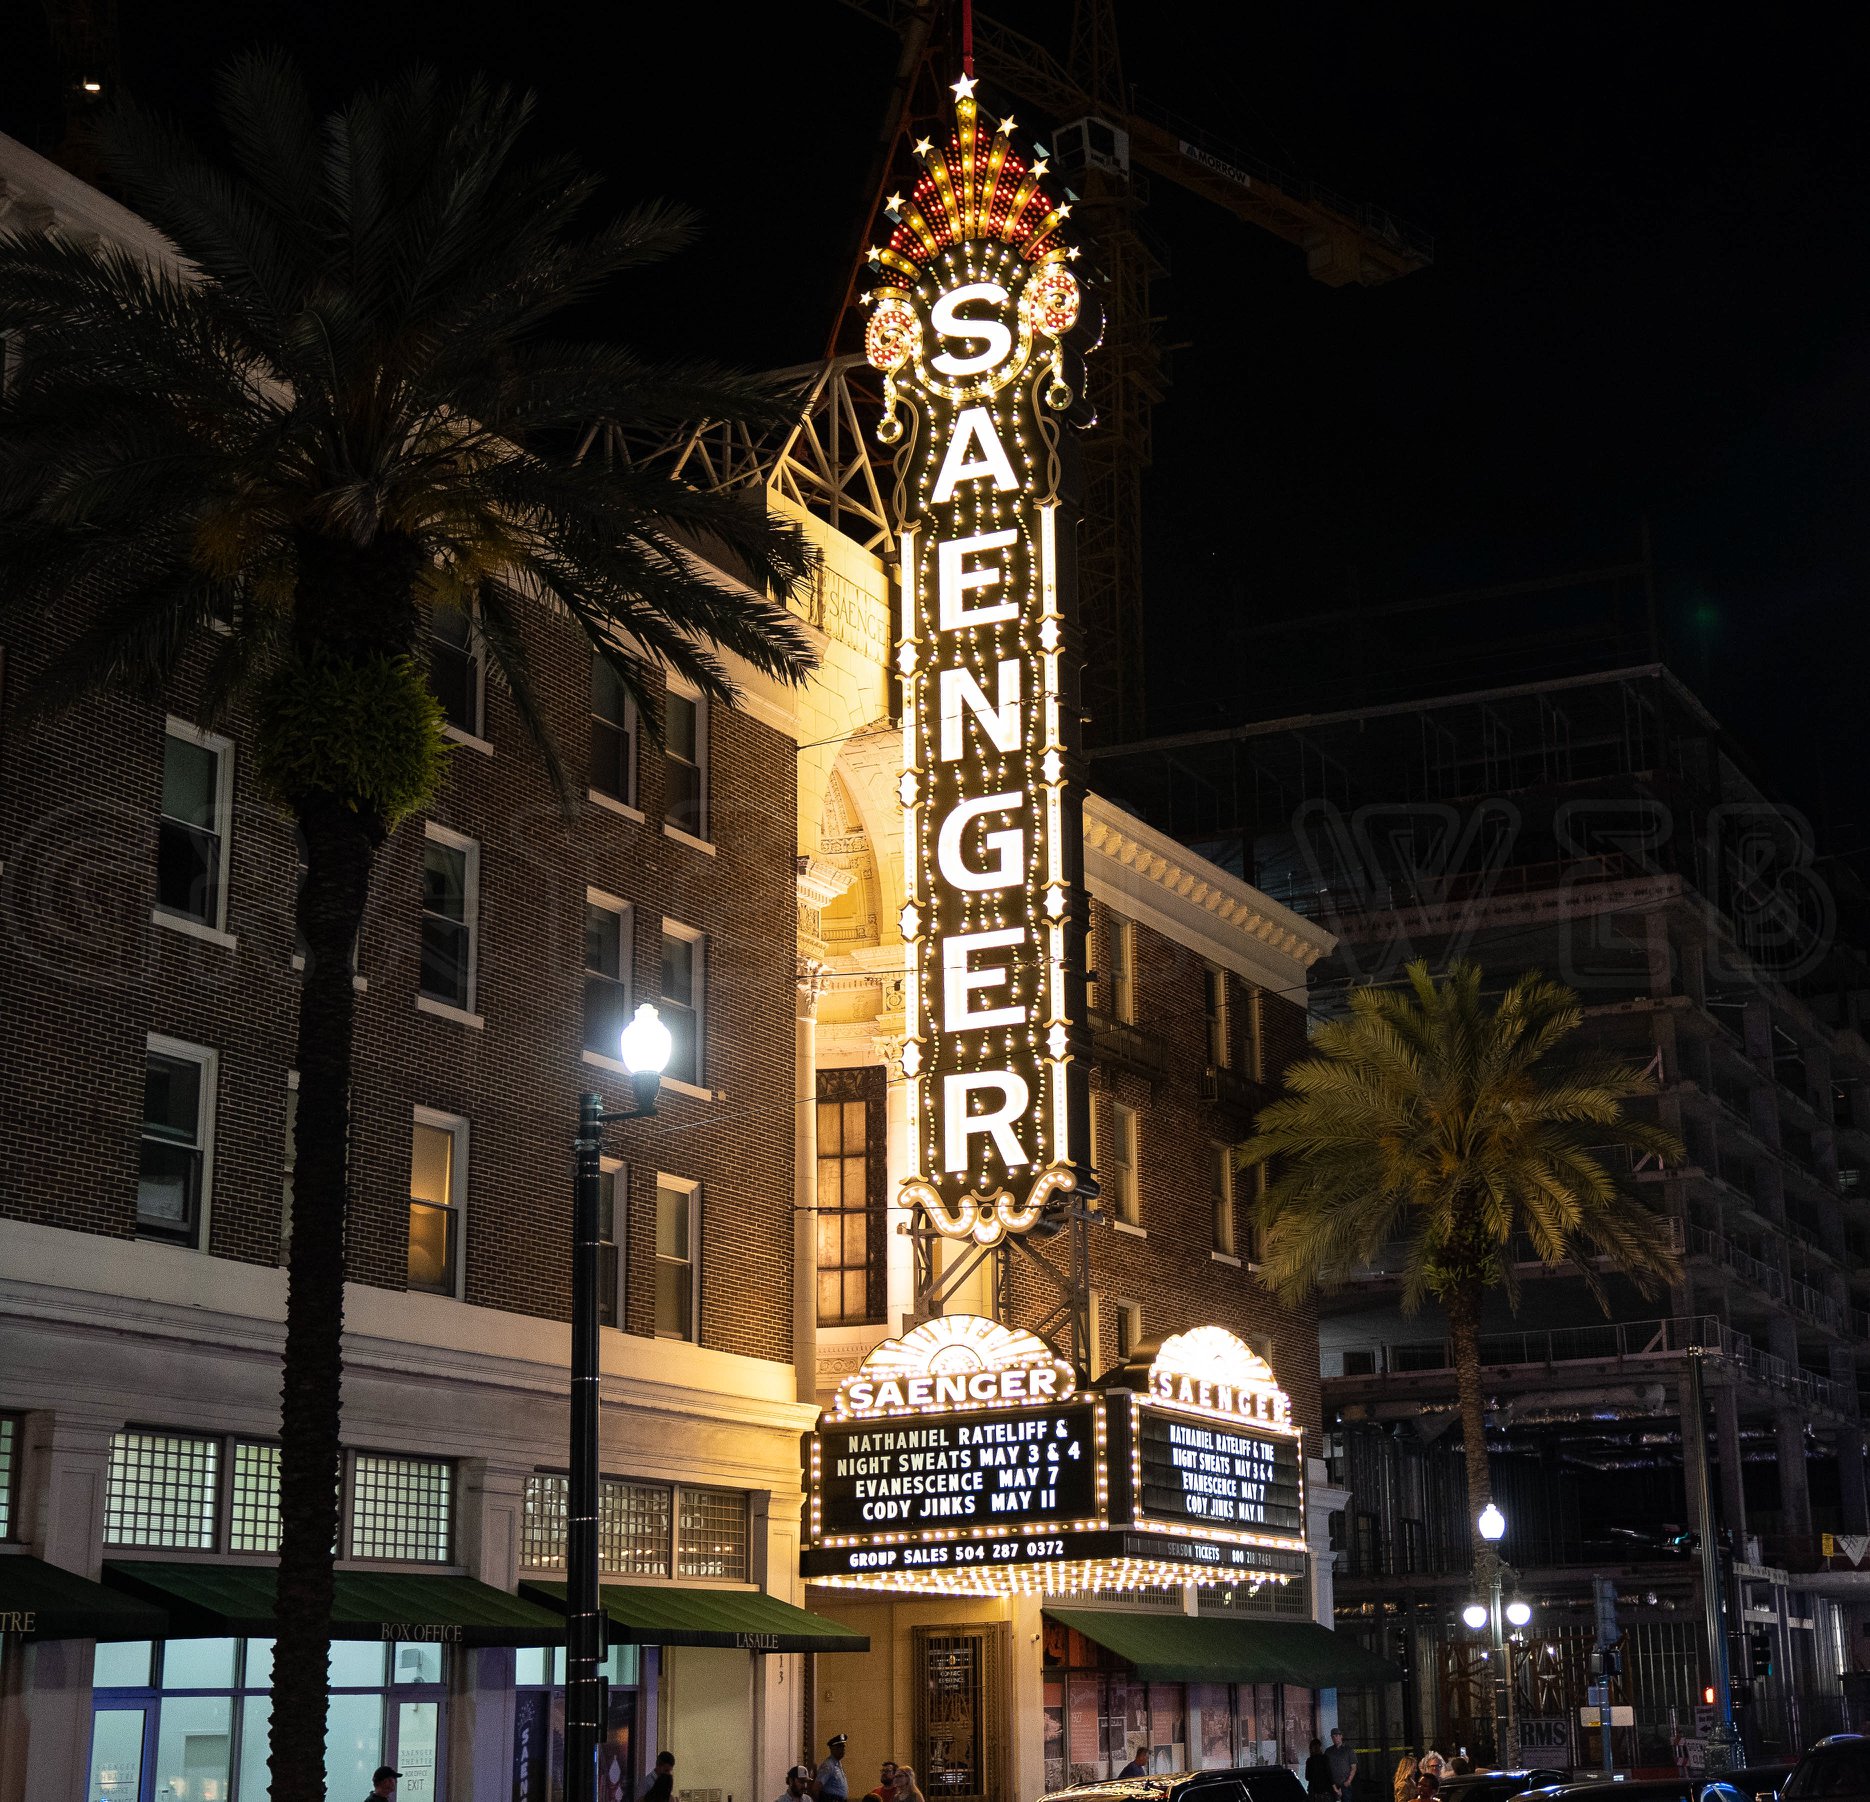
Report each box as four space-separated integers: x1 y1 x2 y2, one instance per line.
1036 1768 1308 1802
1785 1738 1870 1802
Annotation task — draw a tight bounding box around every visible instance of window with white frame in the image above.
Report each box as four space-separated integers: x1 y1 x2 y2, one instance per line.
155 720 232 930
408 1111 466 1296
677 1487 749 1581
1205 965 1231 1068
1116 1299 1143 1362
1106 914 1136 1023
419 826 478 1012
597 1159 624 1329
0 1415 15 1540
583 894 632 1062
522 1474 744 1580
660 923 704 1086
104 1428 221 1550
349 1452 452 1563
662 685 707 839
1209 1140 1236 1255
428 601 482 738
1108 1101 1139 1224
230 1441 282 1554
138 1036 216 1246
590 655 637 807
655 1175 699 1341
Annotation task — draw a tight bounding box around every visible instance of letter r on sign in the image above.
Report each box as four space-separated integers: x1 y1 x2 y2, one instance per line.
943 1071 1032 1173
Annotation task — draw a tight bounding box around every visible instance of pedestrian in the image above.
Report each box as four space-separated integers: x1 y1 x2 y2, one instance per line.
1415 1752 1445 1802
1306 1738 1335 1799
817 1734 850 1802
893 1766 927 1802
1120 1745 1149 1779
776 1766 815 1802
1327 1729 1357 1800
866 1764 900 1802
639 1752 676 1802
367 1769 399 1801
1392 1755 1418 1802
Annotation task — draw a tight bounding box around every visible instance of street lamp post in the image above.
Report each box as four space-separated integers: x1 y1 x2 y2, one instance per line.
1475 1503 1516 1768
566 1004 672 1802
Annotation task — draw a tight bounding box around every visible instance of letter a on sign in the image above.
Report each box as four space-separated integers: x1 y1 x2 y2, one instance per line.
861 74 1097 1251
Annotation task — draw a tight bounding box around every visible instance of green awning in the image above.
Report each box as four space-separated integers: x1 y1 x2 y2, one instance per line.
0 1555 168 1642
1045 1608 1395 1688
522 1582 868 1654
105 1563 565 1647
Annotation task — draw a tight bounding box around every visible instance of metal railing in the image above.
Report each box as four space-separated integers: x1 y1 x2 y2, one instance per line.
1336 1313 1851 1413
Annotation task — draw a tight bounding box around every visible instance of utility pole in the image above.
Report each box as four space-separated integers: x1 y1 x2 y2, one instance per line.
1684 1347 1743 1771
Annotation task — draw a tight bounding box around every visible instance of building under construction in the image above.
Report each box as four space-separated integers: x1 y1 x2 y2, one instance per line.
1093 664 1870 1764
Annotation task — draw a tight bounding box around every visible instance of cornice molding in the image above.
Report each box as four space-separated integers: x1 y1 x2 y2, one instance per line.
1082 792 1335 985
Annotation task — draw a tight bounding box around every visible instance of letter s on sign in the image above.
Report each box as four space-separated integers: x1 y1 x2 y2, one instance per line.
930 284 1014 378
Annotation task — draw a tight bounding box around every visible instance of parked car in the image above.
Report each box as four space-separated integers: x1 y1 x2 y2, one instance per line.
1726 1764 1796 1802
1512 1780 1751 1802
1784 1739 1870 1802
1036 1768 1309 1802
1438 1768 1569 1802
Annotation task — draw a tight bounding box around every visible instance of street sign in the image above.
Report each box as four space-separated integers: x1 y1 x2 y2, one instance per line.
1580 1706 1635 1727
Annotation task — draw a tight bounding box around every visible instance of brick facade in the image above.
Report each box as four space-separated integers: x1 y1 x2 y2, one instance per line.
1005 894 1321 1436
0 594 799 1361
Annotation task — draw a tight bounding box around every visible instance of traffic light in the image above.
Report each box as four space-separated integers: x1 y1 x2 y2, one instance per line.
1749 1629 1775 1680
1703 1686 1717 1707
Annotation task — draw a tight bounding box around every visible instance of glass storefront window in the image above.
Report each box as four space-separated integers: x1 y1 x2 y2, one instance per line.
90 1636 446 1802
162 1637 238 1690
90 1707 147 1802
326 1691 385 1799
95 1641 155 1688
154 1693 234 1802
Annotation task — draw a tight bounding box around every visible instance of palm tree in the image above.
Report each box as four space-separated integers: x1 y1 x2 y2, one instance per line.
0 59 816 1802
1241 959 1682 1558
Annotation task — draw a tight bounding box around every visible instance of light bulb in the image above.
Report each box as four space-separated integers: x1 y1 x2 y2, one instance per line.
1477 1502 1507 1542
1506 1600 1532 1628
1462 1603 1489 1631
619 1003 673 1076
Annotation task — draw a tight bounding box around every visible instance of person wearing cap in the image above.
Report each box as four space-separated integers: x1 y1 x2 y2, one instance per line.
367 1768 400 1800
776 1766 815 1802
816 1735 850 1802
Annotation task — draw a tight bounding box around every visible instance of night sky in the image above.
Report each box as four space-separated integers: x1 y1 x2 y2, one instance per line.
5 3 1864 833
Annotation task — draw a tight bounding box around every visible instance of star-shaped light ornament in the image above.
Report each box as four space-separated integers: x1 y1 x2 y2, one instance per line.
951 73 977 99
997 113 1017 134
913 136 934 158
1032 157 1049 176
865 246 884 265
886 192 904 214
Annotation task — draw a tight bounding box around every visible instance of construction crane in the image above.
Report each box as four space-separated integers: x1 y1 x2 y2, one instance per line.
833 0 1432 744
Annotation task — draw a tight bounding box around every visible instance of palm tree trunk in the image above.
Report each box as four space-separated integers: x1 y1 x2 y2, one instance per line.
1445 1280 1504 1760
269 794 380 1802
1444 1283 1493 1553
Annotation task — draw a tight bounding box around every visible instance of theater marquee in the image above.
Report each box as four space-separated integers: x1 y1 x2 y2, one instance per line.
863 76 1095 1250
803 1320 1308 1596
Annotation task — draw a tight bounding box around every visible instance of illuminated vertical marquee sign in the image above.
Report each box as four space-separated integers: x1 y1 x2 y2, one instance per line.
864 76 1096 1248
